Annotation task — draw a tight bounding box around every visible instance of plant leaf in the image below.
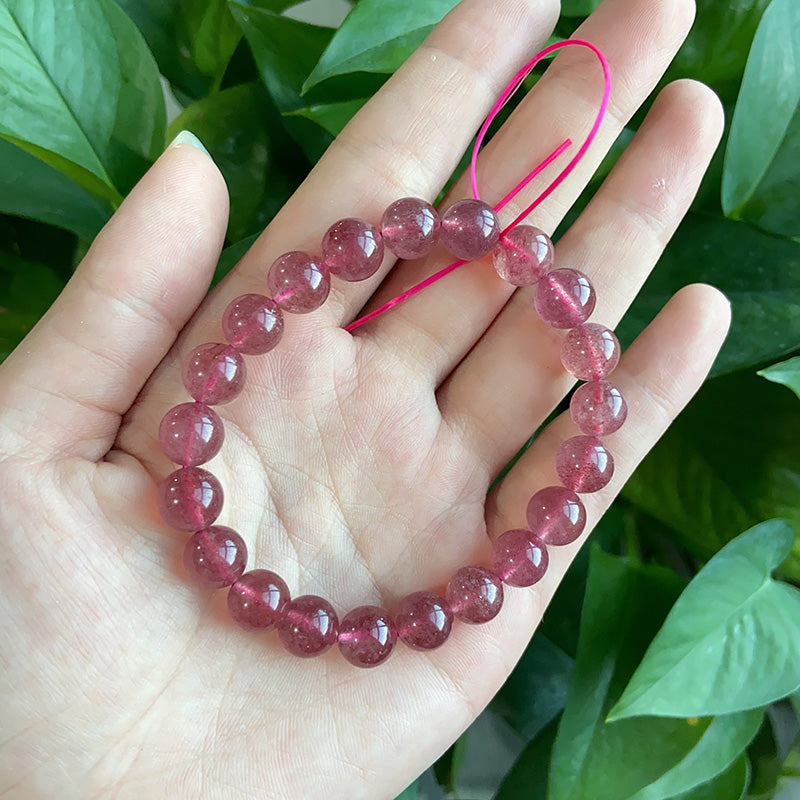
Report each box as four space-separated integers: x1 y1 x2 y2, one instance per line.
610 520 800 721
758 356 800 401
392 781 417 800
666 755 749 800
494 716 558 800
284 98 368 136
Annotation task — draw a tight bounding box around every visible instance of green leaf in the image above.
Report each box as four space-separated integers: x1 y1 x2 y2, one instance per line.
561 0 602 15
392 781 417 800
495 716 559 800
667 755 749 800
284 98 368 137
303 0 460 91
610 521 800 721
722 0 800 236
758 356 800 401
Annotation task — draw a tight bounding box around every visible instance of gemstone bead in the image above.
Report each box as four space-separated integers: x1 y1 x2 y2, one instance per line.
322 218 384 281
491 529 549 587
445 566 504 624
440 199 501 261
534 268 596 328
158 402 224 467
526 486 586 546
267 251 330 313
222 293 284 355
561 323 621 380
570 380 627 436
395 591 453 651
182 343 246 405
183 526 247 588
277 595 339 658
338 605 398 668
157 466 223 531
227 569 289 631
556 435 614 493
492 225 554 285
380 197 440 260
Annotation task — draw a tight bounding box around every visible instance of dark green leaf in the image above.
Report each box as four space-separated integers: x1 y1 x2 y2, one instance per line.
758 356 800 401
561 0 602 16
284 98 368 136
432 731 467 795
494 716 559 800
214 234 259 285
392 780 417 800
745 719 782 800
668 755 749 800
722 0 800 236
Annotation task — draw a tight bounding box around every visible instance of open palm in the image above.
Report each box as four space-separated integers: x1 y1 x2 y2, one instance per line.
0 0 730 797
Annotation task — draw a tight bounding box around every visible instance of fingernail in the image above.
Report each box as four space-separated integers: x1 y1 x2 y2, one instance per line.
168 130 210 156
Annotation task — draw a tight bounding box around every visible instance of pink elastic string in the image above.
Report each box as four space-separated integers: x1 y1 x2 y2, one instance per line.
345 38 611 333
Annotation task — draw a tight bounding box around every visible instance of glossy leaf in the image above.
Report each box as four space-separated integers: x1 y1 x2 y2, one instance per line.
494 716 558 800
722 0 800 236
758 356 800 401
610 521 800 720
668 755 749 800
392 781 417 800
284 98 368 136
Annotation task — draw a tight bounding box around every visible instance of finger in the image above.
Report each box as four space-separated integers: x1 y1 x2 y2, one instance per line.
438 79 724 470
0 134 228 461
366 0 697 385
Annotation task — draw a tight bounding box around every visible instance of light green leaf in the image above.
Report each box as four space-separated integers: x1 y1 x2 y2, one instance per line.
667 755 749 800
284 98 368 136
759 356 800 401
610 521 800 721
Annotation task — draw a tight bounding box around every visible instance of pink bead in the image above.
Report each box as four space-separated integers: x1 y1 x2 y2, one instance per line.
322 217 384 282
526 486 586 546
395 591 453 651
492 225 554 285
535 268 596 328
570 380 627 436
338 605 397 668
492 529 549 587
157 466 223 531
267 251 330 313
440 199 501 261
445 566 504 624
183 526 247 588
227 569 289 631
561 323 621 380
556 435 614 493
380 197 441 260
222 293 284 355
277 595 339 658
182 343 246 405
158 402 224 467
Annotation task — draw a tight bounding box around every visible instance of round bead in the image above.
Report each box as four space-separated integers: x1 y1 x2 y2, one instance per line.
526 486 586 546
492 225 554 285
227 569 289 631
561 323 621 380
570 380 627 436
158 402 224 467
556 435 615 493
183 526 247 588
492 529 549 587
267 251 330 313
338 605 398 668
322 218 384 281
440 199 501 261
395 591 453 651
445 566 504 624
381 197 441 260
277 595 339 658
157 466 223 531
222 293 284 355
182 343 246 405
534 268 596 328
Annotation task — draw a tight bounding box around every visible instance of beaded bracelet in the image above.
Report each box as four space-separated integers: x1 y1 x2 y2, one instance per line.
156 40 620 668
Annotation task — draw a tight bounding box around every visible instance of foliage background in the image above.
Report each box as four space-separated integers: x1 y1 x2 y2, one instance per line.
1 0 800 797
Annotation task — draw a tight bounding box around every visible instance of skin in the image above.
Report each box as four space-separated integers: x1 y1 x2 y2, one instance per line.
0 0 731 797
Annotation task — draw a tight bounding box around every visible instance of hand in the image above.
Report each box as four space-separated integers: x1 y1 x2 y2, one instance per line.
0 0 729 797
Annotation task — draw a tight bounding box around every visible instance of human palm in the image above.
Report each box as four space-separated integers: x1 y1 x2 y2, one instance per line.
0 0 731 797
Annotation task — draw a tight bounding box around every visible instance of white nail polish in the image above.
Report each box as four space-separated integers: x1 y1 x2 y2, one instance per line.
168 130 210 156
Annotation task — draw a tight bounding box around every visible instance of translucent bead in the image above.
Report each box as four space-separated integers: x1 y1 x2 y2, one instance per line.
157 466 223 531
570 380 627 436
561 323 621 380
277 595 339 658
526 486 586 546
381 197 441 260
491 529 549 587
227 569 289 631
267 251 330 313
182 343 246 405
222 293 284 355
534 268 596 328
440 199 501 261
492 225 553 286
395 591 453 651
338 605 397 668
183 526 247 588
445 566 504 624
321 218 384 281
556 435 614 493
158 402 224 467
